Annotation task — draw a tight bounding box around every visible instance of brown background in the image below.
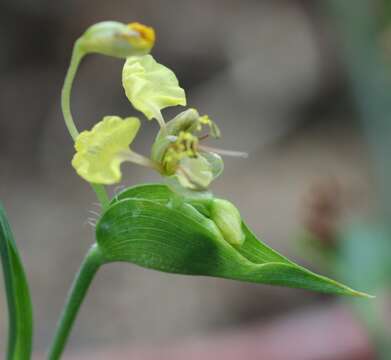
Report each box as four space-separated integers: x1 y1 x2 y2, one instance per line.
0 0 375 357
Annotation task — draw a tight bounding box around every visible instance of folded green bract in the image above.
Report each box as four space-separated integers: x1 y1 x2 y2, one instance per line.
96 184 371 297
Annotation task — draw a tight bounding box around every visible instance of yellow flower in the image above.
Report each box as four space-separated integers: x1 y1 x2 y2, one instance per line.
122 55 186 127
79 21 155 58
151 109 224 191
72 116 141 184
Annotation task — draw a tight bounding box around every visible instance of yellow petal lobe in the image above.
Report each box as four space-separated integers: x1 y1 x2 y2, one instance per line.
72 116 140 184
122 55 186 123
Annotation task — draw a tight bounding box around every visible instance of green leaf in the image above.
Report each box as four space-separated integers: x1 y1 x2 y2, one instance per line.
99 184 371 297
0 203 33 360
122 55 186 125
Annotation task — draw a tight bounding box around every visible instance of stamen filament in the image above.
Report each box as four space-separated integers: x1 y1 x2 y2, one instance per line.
199 145 248 159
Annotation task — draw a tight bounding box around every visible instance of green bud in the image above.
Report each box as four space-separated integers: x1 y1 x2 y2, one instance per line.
210 199 245 246
78 21 155 58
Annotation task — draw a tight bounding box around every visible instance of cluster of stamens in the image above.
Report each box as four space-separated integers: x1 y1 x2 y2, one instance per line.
163 131 199 171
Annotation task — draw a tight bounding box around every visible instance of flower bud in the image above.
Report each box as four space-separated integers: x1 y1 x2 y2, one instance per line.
78 21 155 58
210 199 245 246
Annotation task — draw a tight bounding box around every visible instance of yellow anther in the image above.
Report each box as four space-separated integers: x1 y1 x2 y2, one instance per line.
162 131 200 174
127 22 156 47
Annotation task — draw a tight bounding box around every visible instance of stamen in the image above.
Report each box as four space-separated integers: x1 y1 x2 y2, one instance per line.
199 145 248 158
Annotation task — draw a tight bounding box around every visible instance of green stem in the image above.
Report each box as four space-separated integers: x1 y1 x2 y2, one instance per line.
47 244 104 360
61 39 110 210
61 39 84 141
92 184 110 209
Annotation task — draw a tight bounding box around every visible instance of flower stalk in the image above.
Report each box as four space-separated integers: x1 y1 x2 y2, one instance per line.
47 245 105 360
61 40 111 209
61 40 84 141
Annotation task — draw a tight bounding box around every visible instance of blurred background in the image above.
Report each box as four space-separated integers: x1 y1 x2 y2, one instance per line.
1 0 391 359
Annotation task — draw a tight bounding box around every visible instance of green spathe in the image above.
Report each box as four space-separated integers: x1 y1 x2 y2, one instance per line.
95 183 372 297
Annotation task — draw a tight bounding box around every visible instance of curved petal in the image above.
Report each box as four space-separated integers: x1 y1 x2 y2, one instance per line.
176 156 214 190
72 116 140 184
122 55 186 123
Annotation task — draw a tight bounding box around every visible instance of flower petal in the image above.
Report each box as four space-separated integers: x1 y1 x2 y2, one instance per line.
122 55 186 123
201 152 224 179
176 156 214 190
72 116 140 184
